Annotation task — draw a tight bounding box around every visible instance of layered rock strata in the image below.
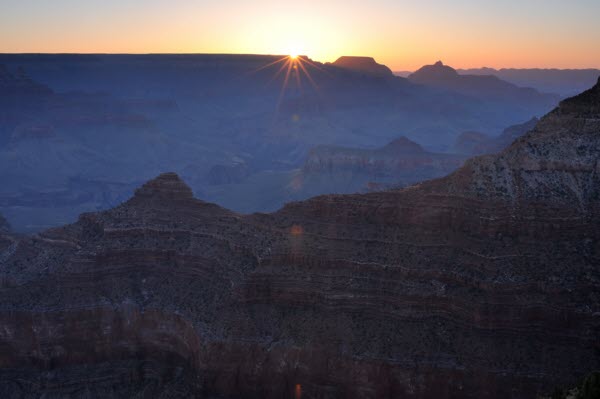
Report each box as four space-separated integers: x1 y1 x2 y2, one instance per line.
1 80 600 398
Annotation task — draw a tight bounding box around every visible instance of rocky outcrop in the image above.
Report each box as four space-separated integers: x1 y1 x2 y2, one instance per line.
1 81 600 398
330 56 394 77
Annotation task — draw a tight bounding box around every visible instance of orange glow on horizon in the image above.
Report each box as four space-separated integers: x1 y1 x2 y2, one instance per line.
1 1 599 71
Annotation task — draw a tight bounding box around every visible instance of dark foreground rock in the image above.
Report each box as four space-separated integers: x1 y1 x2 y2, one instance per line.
0 81 599 398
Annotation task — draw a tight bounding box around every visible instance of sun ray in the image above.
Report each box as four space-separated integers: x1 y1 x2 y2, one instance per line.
246 56 289 76
266 57 292 87
293 61 303 94
276 58 294 111
242 55 329 123
296 58 319 91
297 56 331 76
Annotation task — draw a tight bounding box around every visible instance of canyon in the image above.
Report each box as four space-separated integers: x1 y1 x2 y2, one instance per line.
0 77 598 398
0 54 560 232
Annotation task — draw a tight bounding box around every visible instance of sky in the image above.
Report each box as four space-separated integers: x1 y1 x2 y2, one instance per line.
1 0 599 71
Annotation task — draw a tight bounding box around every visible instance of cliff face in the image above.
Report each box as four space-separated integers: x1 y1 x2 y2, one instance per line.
1 82 600 398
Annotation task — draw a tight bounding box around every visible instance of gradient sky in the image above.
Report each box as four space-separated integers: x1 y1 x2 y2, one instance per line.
1 0 599 70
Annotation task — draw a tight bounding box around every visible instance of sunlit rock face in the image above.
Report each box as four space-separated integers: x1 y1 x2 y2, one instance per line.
0 81 599 398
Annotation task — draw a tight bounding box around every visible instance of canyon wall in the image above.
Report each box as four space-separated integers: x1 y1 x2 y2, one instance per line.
0 79 599 398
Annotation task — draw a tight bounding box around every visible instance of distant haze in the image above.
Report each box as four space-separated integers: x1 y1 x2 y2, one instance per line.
1 0 599 70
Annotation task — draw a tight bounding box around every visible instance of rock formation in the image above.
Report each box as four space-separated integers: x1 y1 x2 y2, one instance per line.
0 80 599 398
302 136 467 190
330 56 394 77
0 54 563 231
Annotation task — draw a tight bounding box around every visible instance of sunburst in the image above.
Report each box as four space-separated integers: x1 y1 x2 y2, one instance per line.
245 54 327 123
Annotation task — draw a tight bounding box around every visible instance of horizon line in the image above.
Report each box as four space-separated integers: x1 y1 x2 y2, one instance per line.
1 52 599 71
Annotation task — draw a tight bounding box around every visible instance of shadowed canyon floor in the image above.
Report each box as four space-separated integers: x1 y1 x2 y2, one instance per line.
0 79 599 398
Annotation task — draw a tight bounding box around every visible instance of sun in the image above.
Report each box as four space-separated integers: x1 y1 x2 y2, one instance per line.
287 44 303 59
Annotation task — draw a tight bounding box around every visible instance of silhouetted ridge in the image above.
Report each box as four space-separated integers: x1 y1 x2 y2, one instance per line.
331 56 393 77
456 67 600 96
408 61 560 108
409 60 459 81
